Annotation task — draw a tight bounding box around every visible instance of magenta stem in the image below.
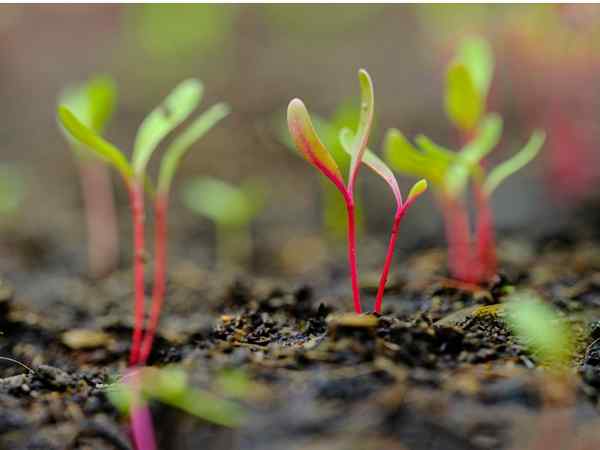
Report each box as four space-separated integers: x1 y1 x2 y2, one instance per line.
129 371 157 450
128 182 146 367
345 201 362 314
139 194 168 365
474 187 497 282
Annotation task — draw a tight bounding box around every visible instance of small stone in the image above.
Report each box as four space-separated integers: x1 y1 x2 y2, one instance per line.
61 329 112 350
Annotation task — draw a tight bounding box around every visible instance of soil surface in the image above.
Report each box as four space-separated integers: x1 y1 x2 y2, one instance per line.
3 215 600 450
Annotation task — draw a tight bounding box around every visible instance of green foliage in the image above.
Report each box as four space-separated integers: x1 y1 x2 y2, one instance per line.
181 177 265 228
58 78 228 190
0 164 25 216
107 367 245 427
348 70 375 186
444 36 494 132
504 293 574 370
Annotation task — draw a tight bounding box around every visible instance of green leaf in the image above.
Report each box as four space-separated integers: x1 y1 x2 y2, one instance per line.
384 129 430 178
456 36 494 99
504 292 573 370
57 106 133 181
483 130 545 195
132 79 203 178
287 98 343 184
158 102 229 193
348 69 374 188
181 177 255 227
87 75 117 133
445 114 502 196
445 63 482 132
406 179 428 204
340 127 401 207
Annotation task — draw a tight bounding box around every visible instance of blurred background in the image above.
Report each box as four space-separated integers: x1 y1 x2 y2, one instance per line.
2 4 600 283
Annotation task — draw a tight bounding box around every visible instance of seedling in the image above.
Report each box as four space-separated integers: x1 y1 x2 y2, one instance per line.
57 79 229 366
58 76 120 278
287 70 374 313
181 176 266 269
339 130 427 313
385 37 545 284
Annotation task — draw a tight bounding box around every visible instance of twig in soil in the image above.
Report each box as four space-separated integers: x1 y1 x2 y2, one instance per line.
0 356 35 374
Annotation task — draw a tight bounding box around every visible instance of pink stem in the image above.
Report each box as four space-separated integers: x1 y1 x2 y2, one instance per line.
474 187 497 282
345 201 362 314
128 182 146 367
79 160 119 278
442 196 476 283
374 206 405 314
129 370 157 450
139 194 168 365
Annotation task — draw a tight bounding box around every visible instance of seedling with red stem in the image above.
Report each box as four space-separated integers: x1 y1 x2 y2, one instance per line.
339 129 427 313
57 79 229 366
287 69 374 313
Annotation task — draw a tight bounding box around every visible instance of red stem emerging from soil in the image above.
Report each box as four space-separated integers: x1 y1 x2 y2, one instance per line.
474 187 497 282
346 201 362 314
79 161 119 278
128 182 146 367
139 194 168 365
374 207 405 314
442 196 475 283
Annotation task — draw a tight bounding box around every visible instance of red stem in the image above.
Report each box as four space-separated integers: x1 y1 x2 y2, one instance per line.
474 187 497 282
345 201 362 314
139 194 168 365
128 182 146 367
442 196 476 283
374 206 404 314
79 161 119 278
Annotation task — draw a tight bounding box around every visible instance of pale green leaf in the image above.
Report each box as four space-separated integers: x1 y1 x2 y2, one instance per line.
181 177 254 227
457 36 494 98
132 79 203 177
406 179 428 204
57 106 133 181
87 75 117 133
445 63 482 132
483 130 545 195
158 102 229 193
348 69 374 188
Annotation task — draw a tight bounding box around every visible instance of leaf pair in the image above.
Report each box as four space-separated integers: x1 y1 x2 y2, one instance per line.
286 69 374 197
445 36 494 132
58 79 229 194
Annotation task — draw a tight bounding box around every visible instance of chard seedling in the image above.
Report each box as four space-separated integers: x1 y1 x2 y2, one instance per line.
339 130 427 313
287 69 374 313
58 79 229 366
181 176 266 270
385 38 545 284
58 76 120 279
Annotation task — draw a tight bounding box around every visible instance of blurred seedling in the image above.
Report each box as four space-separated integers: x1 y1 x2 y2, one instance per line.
0 164 25 220
58 76 120 278
385 36 545 284
181 176 266 270
107 366 246 428
57 79 229 366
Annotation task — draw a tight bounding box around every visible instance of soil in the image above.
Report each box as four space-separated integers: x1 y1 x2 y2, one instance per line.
3 214 600 450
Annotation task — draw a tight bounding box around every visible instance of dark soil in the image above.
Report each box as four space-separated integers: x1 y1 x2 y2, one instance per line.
3 221 600 450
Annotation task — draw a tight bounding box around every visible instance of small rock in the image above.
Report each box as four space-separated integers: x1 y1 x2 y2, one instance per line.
61 329 112 350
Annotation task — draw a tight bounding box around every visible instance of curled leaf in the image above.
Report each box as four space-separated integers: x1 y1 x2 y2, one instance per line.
132 79 203 178
340 127 401 208
287 98 343 187
348 69 375 189
406 179 428 204
158 102 230 193
483 130 545 195
445 63 482 132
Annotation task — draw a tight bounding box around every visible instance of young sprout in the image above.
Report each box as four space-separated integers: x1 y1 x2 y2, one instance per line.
181 177 266 270
57 79 229 366
385 38 545 285
339 130 427 313
504 292 574 371
58 76 120 278
287 69 374 313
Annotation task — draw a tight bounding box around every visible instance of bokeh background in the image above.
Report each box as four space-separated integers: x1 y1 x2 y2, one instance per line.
2 4 600 283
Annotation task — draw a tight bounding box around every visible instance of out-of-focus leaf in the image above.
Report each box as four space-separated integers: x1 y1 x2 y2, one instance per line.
132 79 202 177
483 130 545 195
158 102 229 193
57 106 133 181
406 179 428 204
445 63 482 132
445 114 502 196
340 127 401 207
348 69 374 188
504 292 573 370
87 76 117 133
287 98 343 185
182 177 255 227
0 164 25 215
456 36 494 98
